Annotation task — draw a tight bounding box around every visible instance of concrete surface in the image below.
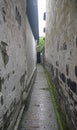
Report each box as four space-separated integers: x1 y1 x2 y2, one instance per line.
19 64 59 130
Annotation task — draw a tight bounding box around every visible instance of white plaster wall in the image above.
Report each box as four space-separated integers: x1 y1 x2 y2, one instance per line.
45 0 77 129
0 0 36 129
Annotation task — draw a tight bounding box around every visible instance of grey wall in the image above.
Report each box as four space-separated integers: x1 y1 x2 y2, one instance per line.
26 17 36 87
0 0 36 129
45 0 77 130
26 0 39 43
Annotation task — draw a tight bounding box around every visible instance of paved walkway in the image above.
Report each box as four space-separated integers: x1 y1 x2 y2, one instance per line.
19 64 59 130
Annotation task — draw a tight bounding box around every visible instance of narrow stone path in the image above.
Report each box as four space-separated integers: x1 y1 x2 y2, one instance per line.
19 64 59 130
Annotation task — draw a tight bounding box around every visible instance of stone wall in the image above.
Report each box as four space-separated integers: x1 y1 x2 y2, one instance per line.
0 0 36 129
45 0 77 129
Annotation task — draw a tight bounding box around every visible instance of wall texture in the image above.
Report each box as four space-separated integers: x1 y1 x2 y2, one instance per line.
0 0 36 129
45 0 77 130
26 17 36 90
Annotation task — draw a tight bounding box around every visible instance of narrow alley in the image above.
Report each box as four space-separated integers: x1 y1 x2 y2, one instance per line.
19 64 59 130
0 0 77 130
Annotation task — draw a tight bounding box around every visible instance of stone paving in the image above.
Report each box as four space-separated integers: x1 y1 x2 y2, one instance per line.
19 64 59 130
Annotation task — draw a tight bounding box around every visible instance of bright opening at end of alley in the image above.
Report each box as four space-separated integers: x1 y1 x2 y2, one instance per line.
38 0 46 37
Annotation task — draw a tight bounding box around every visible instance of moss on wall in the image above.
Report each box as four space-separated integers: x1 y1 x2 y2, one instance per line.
44 66 69 130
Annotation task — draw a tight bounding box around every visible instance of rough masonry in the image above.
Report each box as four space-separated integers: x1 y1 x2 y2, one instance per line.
45 0 77 130
0 0 36 129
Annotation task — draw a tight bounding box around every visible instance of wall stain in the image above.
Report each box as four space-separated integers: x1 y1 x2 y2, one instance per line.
56 68 58 77
70 51 72 56
7 73 10 80
74 108 77 117
75 66 77 77
56 61 59 66
3 110 10 129
0 77 5 92
74 100 77 106
50 64 54 77
4 86 6 89
12 86 15 91
2 7 6 22
10 99 16 111
67 78 77 93
63 42 67 50
60 42 67 51
67 78 71 87
0 20 1 24
70 81 76 93
20 71 26 86
76 37 77 47
15 6 21 26
68 89 73 99
60 73 66 83
4 0 8 5
0 41 9 68
66 64 69 76
3 98 16 129
12 70 15 74
57 43 59 52
1 95 3 105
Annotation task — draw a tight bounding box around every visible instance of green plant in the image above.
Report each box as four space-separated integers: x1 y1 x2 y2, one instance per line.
38 37 45 52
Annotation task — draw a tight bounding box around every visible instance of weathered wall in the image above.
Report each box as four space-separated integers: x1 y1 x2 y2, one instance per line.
26 17 36 86
0 0 36 129
45 0 77 129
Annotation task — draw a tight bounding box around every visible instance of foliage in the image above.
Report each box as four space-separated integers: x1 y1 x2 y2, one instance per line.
38 37 45 52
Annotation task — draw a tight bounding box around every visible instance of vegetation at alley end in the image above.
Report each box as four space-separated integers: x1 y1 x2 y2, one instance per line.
37 37 45 52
